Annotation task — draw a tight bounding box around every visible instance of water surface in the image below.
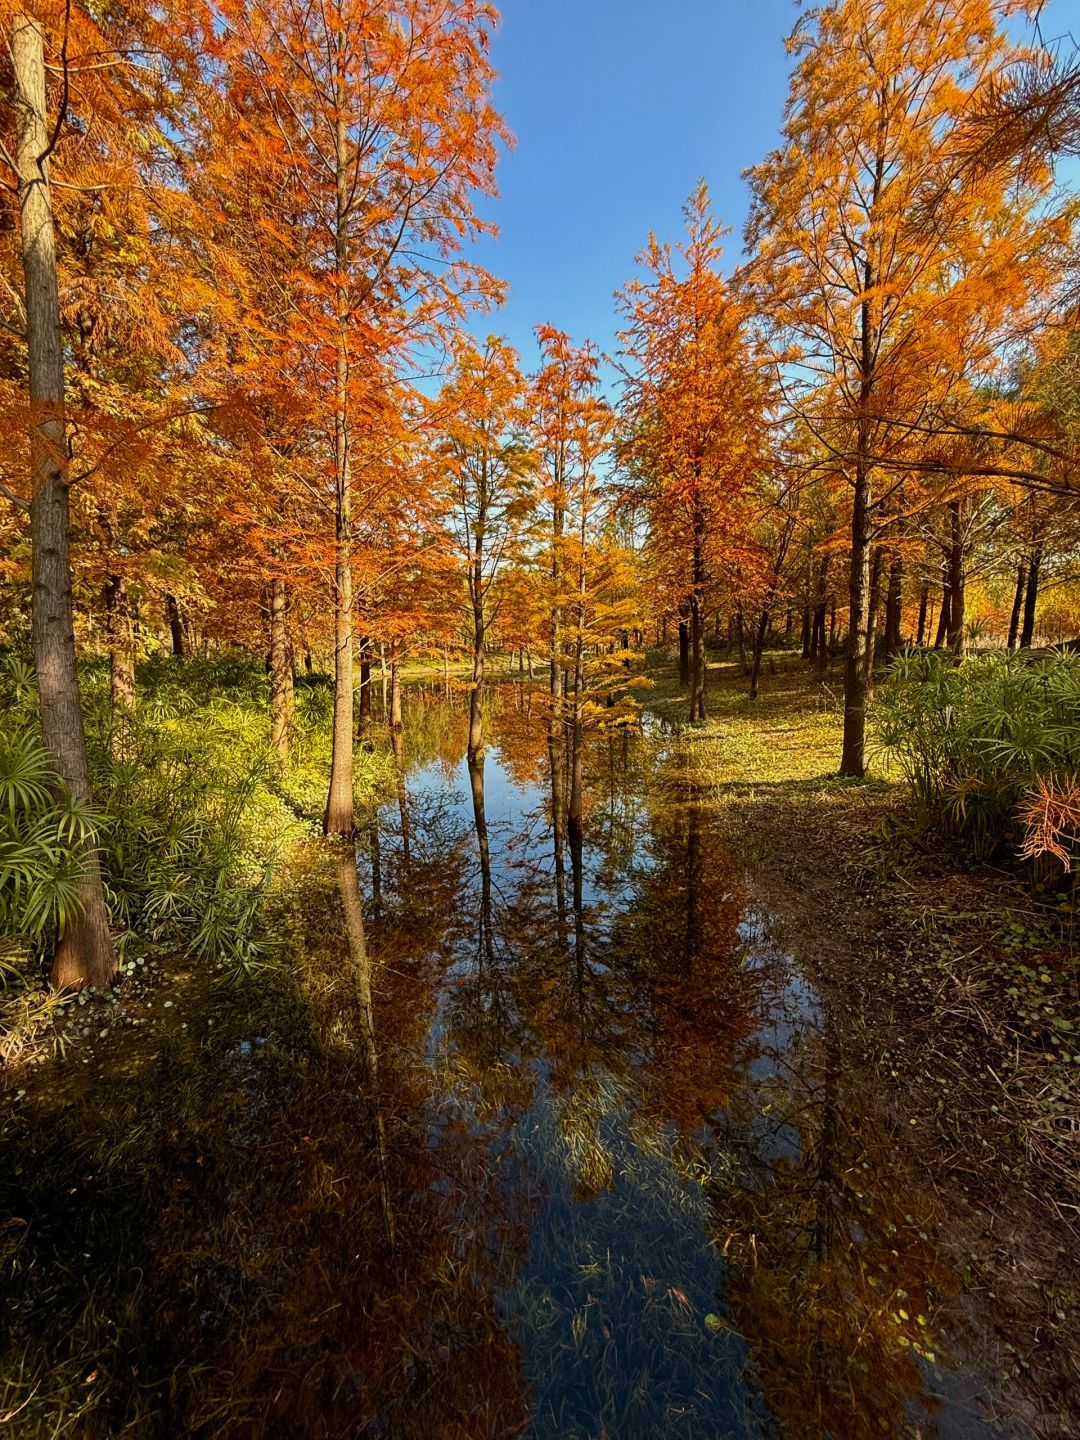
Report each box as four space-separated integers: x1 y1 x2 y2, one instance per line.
1 685 1023 1439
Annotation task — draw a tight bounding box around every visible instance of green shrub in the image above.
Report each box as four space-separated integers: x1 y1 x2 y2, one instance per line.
87 696 285 971
2 649 396 980
0 728 98 953
873 648 1080 861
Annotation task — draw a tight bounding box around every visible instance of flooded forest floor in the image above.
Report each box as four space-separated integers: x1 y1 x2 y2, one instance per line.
645 655 1080 1439
1 651 1078 1440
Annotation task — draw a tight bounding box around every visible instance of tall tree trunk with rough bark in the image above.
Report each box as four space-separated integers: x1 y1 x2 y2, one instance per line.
862 546 884 689
883 553 903 662
104 576 135 720
947 499 966 656
934 559 951 649
389 646 403 731
1020 542 1042 649
467 458 488 761
678 613 690 686
840 453 872 776
165 592 185 658
357 635 372 725
1007 561 1025 650
324 104 355 836
813 556 831 676
549 489 564 712
15 14 115 990
916 583 929 647
688 498 707 721
269 576 292 762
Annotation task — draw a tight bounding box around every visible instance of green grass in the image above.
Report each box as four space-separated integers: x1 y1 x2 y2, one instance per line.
640 649 863 791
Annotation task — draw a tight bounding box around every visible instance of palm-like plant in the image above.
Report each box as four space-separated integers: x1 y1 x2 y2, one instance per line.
874 648 1080 861
0 729 97 946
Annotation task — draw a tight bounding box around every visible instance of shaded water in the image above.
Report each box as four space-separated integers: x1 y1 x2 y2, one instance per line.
1 686 1024 1439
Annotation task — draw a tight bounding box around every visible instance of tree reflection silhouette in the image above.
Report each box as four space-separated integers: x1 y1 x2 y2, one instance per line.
0 682 1010 1440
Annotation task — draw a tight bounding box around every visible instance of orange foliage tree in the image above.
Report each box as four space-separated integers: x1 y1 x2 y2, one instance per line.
746 0 1069 773
203 0 507 833
438 335 535 759
617 183 776 721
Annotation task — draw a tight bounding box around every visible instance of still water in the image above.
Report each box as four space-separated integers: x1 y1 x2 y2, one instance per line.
2 686 1023 1439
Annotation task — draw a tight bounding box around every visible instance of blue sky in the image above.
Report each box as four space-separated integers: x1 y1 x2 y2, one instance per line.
469 0 1078 387
471 0 799 378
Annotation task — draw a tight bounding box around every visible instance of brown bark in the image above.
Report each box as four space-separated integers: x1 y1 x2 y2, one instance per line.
324 98 355 836
15 15 115 990
862 546 884 688
814 556 831 676
883 553 903 661
549 484 564 709
269 576 292 762
947 499 966 656
840 457 871 776
357 634 372 724
677 612 690 686
1020 541 1042 649
933 559 951 649
916 583 929 647
1007 561 1025 650
104 575 135 719
389 646 403 731
165 592 185 659
688 498 707 721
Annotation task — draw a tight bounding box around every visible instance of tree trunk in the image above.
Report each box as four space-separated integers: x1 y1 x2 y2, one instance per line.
749 608 769 700
862 546 884 688
840 463 871 777
15 15 115 990
390 647 403 731
916 583 929 647
750 516 795 700
468 612 484 759
677 613 690 686
883 553 903 662
165 592 185 659
1007 561 1025 650
1020 542 1042 649
688 502 707 720
324 107 355 836
269 576 292 762
549 496 564 710
104 575 135 719
947 500 966 656
358 634 372 724
934 560 951 649
813 556 830 676
468 480 486 758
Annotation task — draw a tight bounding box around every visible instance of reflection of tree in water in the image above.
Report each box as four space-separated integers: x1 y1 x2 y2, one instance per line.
707 995 963 1440
5 682 1002 1440
604 795 760 1140
333 841 394 1245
